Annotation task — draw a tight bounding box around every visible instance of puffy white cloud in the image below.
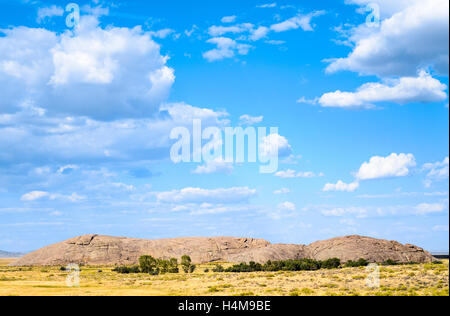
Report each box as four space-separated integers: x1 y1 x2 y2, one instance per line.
415 203 446 215
328 0 449 77
270 11 325 32
0 16 174 120
203 37 252 62
259 133 292 158
319 71 448 108
356 153 416 180
155 187 257 204
323 180 360 192
36 5 64 23
192 159 234 175
239 114 263 125
275 169 322 178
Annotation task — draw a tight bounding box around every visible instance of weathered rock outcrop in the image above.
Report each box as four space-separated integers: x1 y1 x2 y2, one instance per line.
11 234 435 266
305 235 435 264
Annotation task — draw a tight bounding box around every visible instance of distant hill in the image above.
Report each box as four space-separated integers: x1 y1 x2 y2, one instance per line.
0 250 24 258
11 234 436 266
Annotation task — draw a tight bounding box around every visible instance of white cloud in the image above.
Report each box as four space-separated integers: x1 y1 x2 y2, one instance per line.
249 26 270 41
207 23 254 37
203 37 252 62
257 3 277 8
423 157 449 187
192 158 234 175
149 28 176 39
155 187 257 204
273 188 290 195
20 191 84 202
278 201 296 211
36 5 64 23
323 180 360 192
275 169 322 179
415 203 446 215
221 16 237 23
259 134 292 158
21 191 49 201
433 225 449 232
356 153 416 180
319 71 448 108
328 0 449 77
239 114 263 125
0 102 228 166
270 11 325 32
321 206 368 218
0 16 174 120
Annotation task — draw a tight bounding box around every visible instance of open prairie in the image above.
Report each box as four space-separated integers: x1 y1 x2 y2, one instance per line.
0 259 448 296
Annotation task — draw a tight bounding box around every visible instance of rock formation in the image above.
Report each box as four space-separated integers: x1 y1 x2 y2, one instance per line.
11 234 435 266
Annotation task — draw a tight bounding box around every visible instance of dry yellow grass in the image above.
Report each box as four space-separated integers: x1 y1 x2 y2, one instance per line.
0 259 448 296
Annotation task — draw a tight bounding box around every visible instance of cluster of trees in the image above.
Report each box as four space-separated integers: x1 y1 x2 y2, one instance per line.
211 257 414 273
113 255 195 275
212 258 342 273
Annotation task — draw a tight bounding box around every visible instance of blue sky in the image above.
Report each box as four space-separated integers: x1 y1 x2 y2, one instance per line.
0 0 448 252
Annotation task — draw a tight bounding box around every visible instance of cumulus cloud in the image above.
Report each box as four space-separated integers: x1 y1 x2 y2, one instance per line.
259 134 292 158
0 102 228 166
192 159 234 175
0 16 174 120
155 187 257 204
323 180 360 192
270 11 325 32
319 71 448 108
356 153 416 180
203 37 252 62
328 0 449 77
423 157 449 187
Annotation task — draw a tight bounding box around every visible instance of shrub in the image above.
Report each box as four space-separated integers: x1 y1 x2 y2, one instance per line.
212 264 225 273
181 255 195 273
112 265 140 274
321 258 341 269
139 255 159 274
345 259 369 268
382 259 399 266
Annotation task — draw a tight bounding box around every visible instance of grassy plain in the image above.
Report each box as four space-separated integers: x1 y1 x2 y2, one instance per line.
0 258 448 296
